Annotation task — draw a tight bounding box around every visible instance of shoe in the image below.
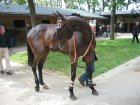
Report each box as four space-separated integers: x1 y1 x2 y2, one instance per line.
78 78 85 86
0 70 4 74
6 71 12 75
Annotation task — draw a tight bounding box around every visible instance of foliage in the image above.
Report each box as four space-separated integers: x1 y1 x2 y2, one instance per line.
11 38 140 77
13 0 26 4
116 0 126 10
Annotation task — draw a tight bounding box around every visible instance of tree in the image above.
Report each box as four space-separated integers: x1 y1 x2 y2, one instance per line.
126 0 131 10
91 0 99 12
102 0 110 11
13 0 26 4
86 0 99 12
27 0 36 27
110 0 116 40
116 0 126 11
64 0 79 9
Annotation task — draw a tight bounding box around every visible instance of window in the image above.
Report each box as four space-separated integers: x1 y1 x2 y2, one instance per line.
14 20 25 28
42 20 50 24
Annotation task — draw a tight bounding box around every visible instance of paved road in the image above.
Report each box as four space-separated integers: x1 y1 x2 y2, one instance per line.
0 55 140 105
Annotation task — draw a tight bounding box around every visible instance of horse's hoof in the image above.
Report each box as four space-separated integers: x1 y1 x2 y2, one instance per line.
70 95 77 101
43 85 49 90
92 90 99 95
35 86 39 92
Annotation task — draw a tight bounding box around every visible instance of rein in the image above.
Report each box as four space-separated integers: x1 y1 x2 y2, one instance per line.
71 32 93 64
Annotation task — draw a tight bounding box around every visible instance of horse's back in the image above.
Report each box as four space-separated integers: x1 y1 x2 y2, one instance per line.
27 24 56 55
27 24 56 38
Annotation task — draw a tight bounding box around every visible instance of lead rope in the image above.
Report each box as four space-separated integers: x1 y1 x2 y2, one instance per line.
71 33 93 64
81 33 93 58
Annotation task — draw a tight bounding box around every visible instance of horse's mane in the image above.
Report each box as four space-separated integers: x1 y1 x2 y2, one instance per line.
71 13 83 18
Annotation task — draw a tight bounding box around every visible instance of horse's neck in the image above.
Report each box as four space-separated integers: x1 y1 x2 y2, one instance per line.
69 20 92 40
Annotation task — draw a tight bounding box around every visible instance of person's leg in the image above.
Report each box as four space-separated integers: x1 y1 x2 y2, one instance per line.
79 63 95 86
132 35 135 43
85 63 96 86
78 66 88 86
3 48 12 75
136 35 139 43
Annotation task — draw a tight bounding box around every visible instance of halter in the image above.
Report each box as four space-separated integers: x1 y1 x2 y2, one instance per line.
71 32 94 64
56 19 73 35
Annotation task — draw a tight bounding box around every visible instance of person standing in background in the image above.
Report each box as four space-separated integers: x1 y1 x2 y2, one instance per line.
119 22 124 33
132 22 139 43
0 25 12 75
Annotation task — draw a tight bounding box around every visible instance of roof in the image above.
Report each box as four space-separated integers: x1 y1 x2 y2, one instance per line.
0 3 106 19
67 9 106 19
100 9 140 16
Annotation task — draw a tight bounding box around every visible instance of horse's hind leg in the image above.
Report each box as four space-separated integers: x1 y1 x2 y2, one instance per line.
38 59 45 85
86 62 99 95
69 62 77 100
32 59 40 92
38 50 50 89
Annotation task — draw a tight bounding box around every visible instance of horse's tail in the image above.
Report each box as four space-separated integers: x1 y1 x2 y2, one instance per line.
27 40 34 66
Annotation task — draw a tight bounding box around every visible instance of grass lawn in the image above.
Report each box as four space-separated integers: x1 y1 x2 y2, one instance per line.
10 38 140 77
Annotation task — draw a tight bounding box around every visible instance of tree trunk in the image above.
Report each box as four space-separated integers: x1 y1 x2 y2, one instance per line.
102 0 105 11
110 0 116 40
27 0 36 27
86 0 90 12
126 0 130 10
64 0 68 8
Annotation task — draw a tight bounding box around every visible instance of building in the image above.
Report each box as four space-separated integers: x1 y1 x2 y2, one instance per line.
0 3 105 43
100 9 140 33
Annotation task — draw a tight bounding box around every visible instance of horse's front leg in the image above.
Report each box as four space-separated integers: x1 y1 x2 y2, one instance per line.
38 60 45 85
38 58 49 90
86 62 99 95
32 60 40 92
69 62 77 100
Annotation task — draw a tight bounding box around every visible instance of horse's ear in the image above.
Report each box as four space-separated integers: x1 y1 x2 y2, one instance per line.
56 11 65 21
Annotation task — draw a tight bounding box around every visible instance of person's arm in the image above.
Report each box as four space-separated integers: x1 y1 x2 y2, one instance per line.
6 33 11 48
137 26 139 35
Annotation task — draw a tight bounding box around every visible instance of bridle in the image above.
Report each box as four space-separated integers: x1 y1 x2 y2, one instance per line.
56 19 73 35
52 19 73 50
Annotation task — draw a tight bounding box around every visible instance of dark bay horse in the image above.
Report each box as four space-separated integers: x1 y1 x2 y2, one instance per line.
27 24 72 89
27 12 98 100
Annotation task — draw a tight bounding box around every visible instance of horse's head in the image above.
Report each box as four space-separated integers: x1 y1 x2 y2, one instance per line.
50 12 74 51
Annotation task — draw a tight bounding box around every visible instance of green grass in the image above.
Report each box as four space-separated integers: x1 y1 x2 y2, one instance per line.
10 38 140 77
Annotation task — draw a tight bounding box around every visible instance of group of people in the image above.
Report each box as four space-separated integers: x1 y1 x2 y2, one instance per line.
96 24 112 37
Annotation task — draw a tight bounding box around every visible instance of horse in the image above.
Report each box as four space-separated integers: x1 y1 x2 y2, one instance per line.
27 12 98 100
27 23 72 87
